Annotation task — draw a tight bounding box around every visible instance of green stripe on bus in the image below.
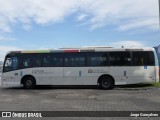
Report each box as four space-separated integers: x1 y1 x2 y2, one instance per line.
21 50 50 53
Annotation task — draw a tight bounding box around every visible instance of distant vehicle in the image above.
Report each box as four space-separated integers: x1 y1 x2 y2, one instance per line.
1 47 159 89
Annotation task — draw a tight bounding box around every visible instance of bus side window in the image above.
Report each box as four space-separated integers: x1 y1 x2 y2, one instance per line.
21 54 42 68
64 53 85 67
12 57 19 69
87 53 108 66
132 52 151 66
109 52 131 66
133 53 141 65
34 58 41 67
53 57 63 67
147 52 154 65
42 54 52 67
23 59 30 67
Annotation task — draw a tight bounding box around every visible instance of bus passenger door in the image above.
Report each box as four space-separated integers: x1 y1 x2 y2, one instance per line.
2 56 21 86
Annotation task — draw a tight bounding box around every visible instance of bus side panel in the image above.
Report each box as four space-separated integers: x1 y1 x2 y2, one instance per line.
110 66 156 85
128 66 156 84
2 70 21 86
153 50 159 82
156 66 160 82
21 67 64 85
109 67 128 85
63 67 109 85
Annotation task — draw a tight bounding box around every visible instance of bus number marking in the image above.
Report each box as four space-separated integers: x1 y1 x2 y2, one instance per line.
32 70 44 74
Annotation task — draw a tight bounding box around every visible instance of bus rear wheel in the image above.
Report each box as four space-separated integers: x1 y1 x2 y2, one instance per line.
23 77 36 89
99 76 114 90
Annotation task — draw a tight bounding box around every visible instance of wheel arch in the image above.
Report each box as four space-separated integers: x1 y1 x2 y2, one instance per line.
21 75 36 85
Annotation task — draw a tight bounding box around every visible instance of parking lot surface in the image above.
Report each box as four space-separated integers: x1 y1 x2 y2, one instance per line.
0 77 160 119
0 84 160 120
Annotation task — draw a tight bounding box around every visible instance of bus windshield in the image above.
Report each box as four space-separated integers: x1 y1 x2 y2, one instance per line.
3 56 20 72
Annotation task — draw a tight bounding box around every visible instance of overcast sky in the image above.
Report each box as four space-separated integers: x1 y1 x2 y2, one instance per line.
0 0 159 61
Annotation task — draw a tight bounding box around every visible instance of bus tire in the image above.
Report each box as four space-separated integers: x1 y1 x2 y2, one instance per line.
23 77 36 89
99 76 114 90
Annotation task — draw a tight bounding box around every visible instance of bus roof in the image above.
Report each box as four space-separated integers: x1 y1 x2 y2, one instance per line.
6 47 155 55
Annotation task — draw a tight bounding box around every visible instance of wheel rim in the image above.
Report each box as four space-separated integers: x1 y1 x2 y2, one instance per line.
102 79 110 88
25 80 32 87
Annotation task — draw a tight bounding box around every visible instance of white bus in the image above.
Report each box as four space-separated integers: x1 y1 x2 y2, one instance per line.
1 47 159 89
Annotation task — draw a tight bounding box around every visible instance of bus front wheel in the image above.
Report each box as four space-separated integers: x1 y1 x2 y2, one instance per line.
99 76 114 90
23 77 36 89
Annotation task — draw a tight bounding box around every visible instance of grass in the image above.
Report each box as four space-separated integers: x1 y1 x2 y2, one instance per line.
150 82 160 87
118 82 160 88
